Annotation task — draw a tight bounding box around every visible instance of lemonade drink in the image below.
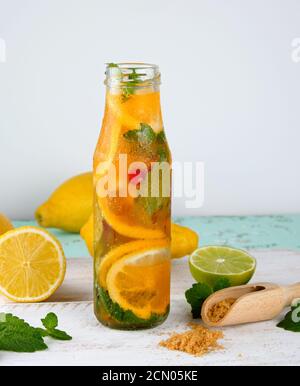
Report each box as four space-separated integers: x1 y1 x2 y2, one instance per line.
93 63 171 329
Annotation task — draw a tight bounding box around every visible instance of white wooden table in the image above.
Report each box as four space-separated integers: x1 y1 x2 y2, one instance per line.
1 250 300 366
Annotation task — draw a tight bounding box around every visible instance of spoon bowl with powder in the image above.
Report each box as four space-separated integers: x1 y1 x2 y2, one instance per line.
201 282 300 327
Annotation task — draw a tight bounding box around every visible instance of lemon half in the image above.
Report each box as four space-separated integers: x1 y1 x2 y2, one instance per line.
0 226 66 302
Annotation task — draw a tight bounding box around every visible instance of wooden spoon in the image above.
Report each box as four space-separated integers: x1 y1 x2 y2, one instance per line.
201 282 300 327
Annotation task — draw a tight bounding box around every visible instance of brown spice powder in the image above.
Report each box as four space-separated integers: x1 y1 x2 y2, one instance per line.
207 298 236 323
159 323 224 356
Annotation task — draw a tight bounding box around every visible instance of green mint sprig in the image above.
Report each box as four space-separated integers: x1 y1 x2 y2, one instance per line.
106 63 146 102
122 68 147 102
185 278 231 318
123 123 166 148
0 313 48 352
39 312 72 341
123 123 156 145
0 312 72 352
277 302 300 332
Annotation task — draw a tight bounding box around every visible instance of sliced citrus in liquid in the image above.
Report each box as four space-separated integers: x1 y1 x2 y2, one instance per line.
98 238 168 289
106 246 170 319
107 91 162 132
0 226 66 302
98 196 166 239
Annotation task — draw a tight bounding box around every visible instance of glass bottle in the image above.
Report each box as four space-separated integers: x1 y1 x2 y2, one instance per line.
93 63 171 329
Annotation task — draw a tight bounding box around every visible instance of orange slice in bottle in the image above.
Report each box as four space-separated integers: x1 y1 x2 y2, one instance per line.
97 196 166 239
98 238 168 289
106 244 170 319
107 91 162 132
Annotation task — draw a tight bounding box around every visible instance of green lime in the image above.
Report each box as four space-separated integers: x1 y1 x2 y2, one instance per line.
189 246 256 288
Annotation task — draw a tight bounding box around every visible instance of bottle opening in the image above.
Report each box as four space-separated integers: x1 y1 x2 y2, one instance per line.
105 62 161 89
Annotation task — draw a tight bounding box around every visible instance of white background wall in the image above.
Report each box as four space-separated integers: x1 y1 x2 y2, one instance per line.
0 0 300 219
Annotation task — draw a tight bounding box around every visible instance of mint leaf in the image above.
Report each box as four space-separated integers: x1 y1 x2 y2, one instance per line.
107 63 119 68
213 277 231 292
124 124 170 216
121 68 146 102
41 312 58 330
123 129 138 141
40 312 72 341
157 146 168 162
185 279 232 319
137 196 169 217
156 130 166 144
123 123 156 145
45 329 72 341
123 126 168 163
135 167 170 217
0 312 72 352
123 125 166 148
277 303 300 332
122 86 134 102
139 123 156 143
0 314 47 352
185 283 213 319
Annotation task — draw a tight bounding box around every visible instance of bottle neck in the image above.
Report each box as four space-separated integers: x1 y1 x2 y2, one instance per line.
103 63 163 133
106 83 160 101
105 63 160 95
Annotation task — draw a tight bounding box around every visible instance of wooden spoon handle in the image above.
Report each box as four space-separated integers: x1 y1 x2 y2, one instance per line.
284 283 300 306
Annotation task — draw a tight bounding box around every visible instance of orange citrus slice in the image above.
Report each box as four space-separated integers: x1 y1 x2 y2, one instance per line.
98 239 168 289
0 226 66 302
97 196 166 239
106 245 170 319
107 91 162 132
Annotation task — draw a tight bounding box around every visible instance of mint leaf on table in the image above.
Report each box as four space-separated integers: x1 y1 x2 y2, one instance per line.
42 312 58 330
185 283 213 318
44 328 72 341
0 313 47 352
213 277 231 292
40 312 72 341
185 278 231 319
277 303 300 332
0 312 72 352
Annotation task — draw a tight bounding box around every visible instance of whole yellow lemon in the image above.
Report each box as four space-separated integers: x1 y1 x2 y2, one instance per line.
0 213 14 235
35 172 93 233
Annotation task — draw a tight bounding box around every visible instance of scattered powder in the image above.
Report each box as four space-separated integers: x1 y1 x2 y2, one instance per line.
159 323 224 356
207 298 236 323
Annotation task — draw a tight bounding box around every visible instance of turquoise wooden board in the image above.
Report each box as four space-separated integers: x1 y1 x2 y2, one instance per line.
13 214 300 258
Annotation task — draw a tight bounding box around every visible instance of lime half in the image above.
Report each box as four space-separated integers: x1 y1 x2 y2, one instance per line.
189 246 256 287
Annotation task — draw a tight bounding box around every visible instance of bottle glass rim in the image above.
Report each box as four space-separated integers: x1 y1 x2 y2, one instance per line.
105 62 161 88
